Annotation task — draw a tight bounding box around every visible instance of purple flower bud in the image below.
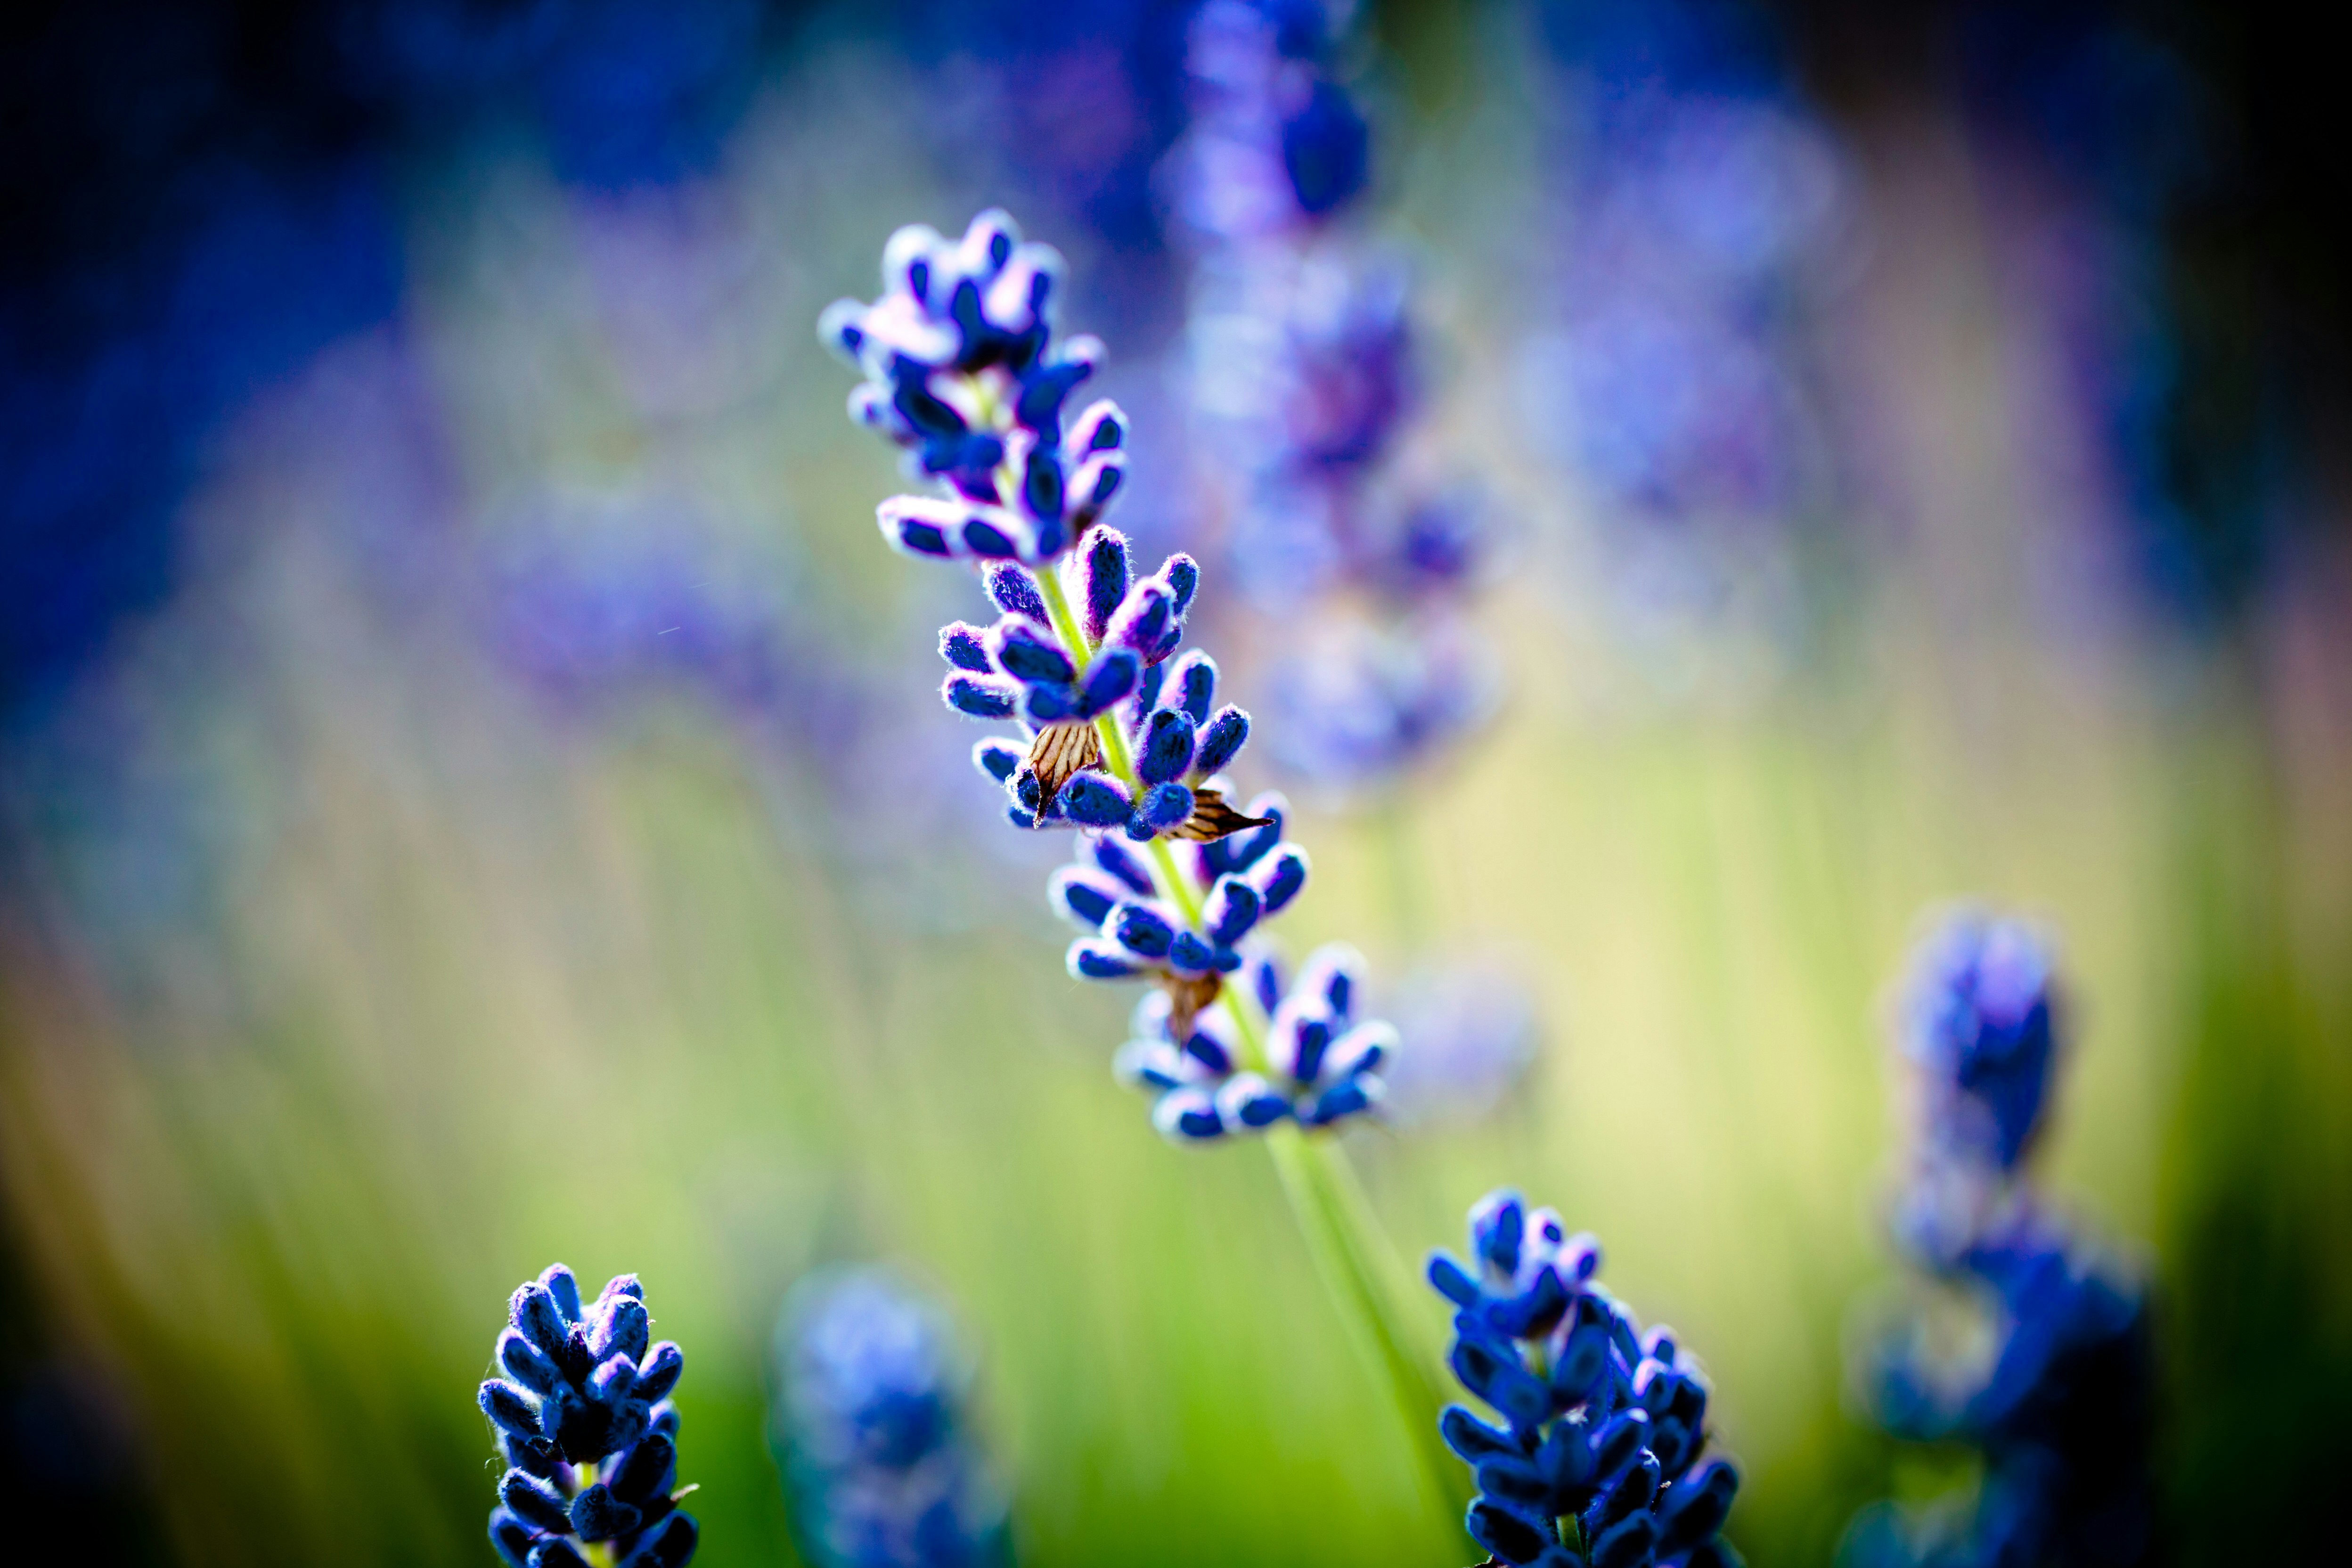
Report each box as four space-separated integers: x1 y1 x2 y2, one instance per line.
1250 951 1282 1015
1069 938 1145 980
1020 680 1082 725
1104 581 1174 658
939 621 993 673
973 738 1023 783
635 1342 684 1406
1250 845 1309 914
1303 1078 1377 1126
628 1515 697 1568
611 1432 678 1508
1109 900 1178 960
499 1329 562 1396
1281 1014 1334 1083
1193 706 1250 776
569 1482 642 1542
986 563 1048 622
943 672 1019 720
1168 652 1217 725
1298 945 1357 1017
1020 442 1064 523
480 1380 540 1438
1065 398 1127 457
1137 709 1198 785
1074 648 1140 717
1081 528 1131 641
817 296 866 361
1089 833 1156 895
988 618 1074 684
1153 1087 1225 1141
1323 1021 1394 1081
1209 793 1285 874
1130 658 1166 722
1182 1016 1236 1074
1114 1037 1187 1091
1217 1074 1292 1130
588 1298 649 1365
539 1266 584 1323
1429 1255 1481 1309
502 1469 572 1534
1067 451 1127 531
1049 866 1126 929
1018 353 1097 440
1166 930 1223 976
1127 782 1194 840
1161 554 1200 616
875 496 964 559
589 1353 638 1405
1471 1190 1526 1274
1059 771 1133 827
1203 876 1262 946
880 497 1052 564
511 1282 571 1361
532 1535 594 1568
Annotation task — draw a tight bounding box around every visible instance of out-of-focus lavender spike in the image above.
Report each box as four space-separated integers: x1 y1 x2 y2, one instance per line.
774 1268 1008 1568
1845 909 2153 1568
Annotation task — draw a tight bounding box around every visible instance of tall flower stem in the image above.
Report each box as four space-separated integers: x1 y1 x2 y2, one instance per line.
1035 562 1466 1522
1283 1128 1470 1518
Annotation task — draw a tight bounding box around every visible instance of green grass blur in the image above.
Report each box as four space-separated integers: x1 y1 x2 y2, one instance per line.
4 20 2351 1568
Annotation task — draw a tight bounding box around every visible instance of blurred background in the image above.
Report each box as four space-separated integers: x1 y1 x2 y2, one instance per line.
3 1 2347 1564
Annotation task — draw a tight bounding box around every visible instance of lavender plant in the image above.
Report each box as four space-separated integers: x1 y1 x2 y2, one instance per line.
1429 1191 1743 1568
774 1269 1009 1568
820 206 1457 1504
1843 911 2156 1568
479 1265 699 1568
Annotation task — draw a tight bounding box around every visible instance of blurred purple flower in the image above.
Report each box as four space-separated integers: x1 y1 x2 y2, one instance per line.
1379 960 1539 1127
479 491 794 718
1516 86 1846 527
1263 616 1499 791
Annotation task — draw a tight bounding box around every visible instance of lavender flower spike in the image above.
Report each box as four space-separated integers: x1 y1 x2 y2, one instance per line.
774 1269 1008 1568
830 210 1398 1143
1429 1193 1742 1568
480 1264 697 1568
1844 911 2155 1568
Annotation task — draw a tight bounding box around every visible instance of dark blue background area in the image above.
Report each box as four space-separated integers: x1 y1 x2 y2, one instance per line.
0 0 1209 725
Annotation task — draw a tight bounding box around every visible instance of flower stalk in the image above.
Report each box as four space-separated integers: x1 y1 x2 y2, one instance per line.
820 206 1462 1528
1038 555 1462 1511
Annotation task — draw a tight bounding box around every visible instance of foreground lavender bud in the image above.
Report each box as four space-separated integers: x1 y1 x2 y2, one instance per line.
1428 1195 1741 1568
480 1265 697 1568
774 1269 1008 1568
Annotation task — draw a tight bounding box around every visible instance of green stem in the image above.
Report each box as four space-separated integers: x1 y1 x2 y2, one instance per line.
1298 1131 1471 1518
1032 561 1462 1519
